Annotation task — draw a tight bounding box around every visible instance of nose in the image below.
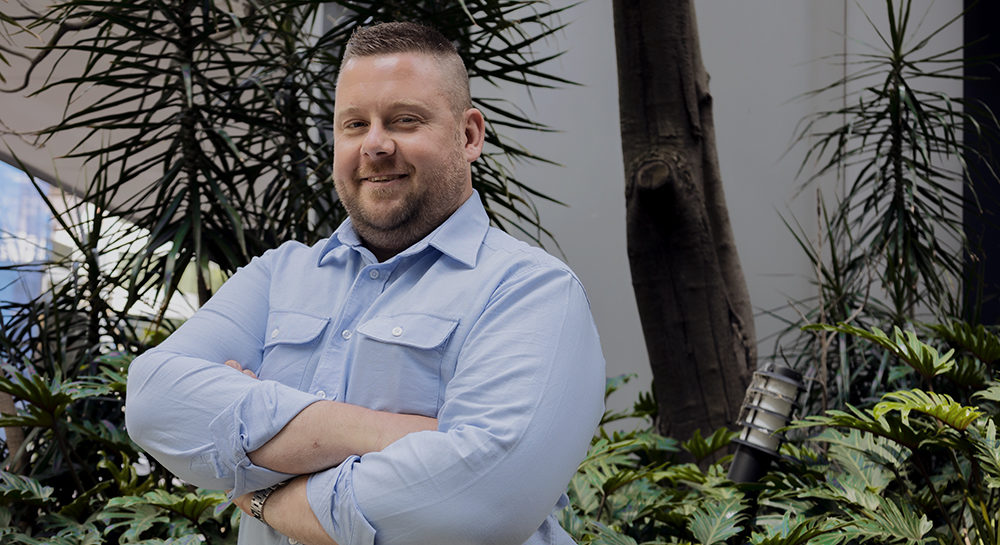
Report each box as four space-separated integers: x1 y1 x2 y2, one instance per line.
361 122 394 158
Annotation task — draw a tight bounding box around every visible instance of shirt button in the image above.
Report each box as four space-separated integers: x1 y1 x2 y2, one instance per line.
391 326 403 337
316 390 326 398
369 269 380 279
341 329 352 340
271 328 279 339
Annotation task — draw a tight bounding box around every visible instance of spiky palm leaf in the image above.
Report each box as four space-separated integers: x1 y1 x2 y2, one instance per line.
4 0 572 312
791 0 1000 322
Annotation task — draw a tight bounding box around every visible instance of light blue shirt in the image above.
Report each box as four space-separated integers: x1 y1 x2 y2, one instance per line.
125 193 605 545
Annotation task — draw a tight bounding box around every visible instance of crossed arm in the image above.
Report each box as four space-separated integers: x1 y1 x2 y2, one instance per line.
126 248 605 545
223 360 437 545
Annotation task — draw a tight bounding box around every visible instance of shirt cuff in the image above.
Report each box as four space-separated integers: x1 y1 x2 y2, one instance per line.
307 457 376 545
208 379 321 497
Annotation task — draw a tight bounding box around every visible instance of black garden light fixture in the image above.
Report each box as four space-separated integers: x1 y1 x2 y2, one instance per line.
728 363 803 483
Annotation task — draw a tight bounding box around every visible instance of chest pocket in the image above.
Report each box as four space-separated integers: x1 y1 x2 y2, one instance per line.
261 311 330 389
349 313 459 416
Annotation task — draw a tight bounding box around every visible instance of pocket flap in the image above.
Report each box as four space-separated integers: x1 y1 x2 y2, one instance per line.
264 311 330 347
357 314 458 350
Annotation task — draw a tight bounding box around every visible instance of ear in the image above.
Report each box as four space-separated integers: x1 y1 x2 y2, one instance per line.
462 108 486 163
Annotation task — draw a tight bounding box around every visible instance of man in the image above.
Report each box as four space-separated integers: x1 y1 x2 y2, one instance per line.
125 21 605 545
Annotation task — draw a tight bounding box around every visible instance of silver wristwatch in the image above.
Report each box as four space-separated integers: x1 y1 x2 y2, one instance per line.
249 483 284 523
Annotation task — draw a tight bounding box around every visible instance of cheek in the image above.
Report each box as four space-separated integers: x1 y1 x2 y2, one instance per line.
332 144 355 175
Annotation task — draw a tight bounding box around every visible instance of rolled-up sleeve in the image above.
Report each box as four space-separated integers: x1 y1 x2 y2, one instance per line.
125 248 321 497
306 266 606 545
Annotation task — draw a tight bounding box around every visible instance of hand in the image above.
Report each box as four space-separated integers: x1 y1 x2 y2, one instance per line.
224 359 257 379
232 489 254 517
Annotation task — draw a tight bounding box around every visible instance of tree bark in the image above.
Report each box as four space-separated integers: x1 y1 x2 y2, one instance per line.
612 0 756 441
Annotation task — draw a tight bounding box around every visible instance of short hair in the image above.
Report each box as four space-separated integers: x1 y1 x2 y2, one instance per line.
341 21 472 113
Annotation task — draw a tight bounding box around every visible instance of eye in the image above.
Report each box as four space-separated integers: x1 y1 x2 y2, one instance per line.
343 120 367 130
394 115 420 125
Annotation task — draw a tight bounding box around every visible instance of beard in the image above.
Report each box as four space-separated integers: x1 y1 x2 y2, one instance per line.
335 146 470 257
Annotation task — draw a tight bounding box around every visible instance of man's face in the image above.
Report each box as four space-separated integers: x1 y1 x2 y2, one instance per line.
332 52 484 258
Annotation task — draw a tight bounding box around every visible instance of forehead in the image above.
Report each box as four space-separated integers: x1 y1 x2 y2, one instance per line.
334 53 449 109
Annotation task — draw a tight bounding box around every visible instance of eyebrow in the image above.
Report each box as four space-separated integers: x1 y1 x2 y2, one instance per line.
335 100 435 119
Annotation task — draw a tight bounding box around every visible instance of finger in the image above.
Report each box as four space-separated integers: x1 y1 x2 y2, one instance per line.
242 369 258 379
224 360 241 371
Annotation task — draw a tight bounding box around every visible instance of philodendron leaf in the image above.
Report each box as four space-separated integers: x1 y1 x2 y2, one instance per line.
928 321 1000 364
969 418 1000 488
872 389 982 431
973 381 1000 404
853 496 933 544
750 512 848 545
683 428 737 463
586 523 639 545
0 471 54 506
804 323 954 380
100 504 169 542
689 496 747 545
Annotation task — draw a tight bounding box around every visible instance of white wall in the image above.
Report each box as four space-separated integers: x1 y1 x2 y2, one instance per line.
486 0 962 419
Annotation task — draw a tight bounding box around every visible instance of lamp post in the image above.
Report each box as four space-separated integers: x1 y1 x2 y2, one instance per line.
728 363 803 483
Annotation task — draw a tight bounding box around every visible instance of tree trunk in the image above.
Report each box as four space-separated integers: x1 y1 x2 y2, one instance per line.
612 0 756 441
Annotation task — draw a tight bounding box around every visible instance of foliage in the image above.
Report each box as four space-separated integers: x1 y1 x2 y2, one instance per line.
2 0 570 310
771 0 1000 415
0 1 576 541
566 322 1000 545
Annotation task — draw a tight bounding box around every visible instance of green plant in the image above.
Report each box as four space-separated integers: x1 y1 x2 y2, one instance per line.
2 0 571 311
772 0 1000 414
565 321 1000 545
0 2 578 541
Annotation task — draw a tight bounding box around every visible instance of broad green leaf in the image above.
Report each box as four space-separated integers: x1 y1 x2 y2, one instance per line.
826 443 892 495
751 512 848 545
790 405 922 450
803 323 954 380
854 496 933 544
873 389 982 430
973 381 1000 404
682 428 737 463
969 418 1000 488
586 522 639 545
101 504 169 542
0 471 54 506
688 496 747 545
928 321 1000 364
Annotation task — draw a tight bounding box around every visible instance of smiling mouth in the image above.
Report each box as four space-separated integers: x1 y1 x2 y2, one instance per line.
362 174 407 183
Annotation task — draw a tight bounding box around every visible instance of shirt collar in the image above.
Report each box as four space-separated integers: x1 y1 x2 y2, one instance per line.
317 191 488 268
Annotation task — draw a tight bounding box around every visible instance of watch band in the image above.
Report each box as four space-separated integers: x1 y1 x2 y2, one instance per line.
249 482 284 524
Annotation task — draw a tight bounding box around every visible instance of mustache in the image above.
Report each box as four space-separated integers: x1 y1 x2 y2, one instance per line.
356 165 411 179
